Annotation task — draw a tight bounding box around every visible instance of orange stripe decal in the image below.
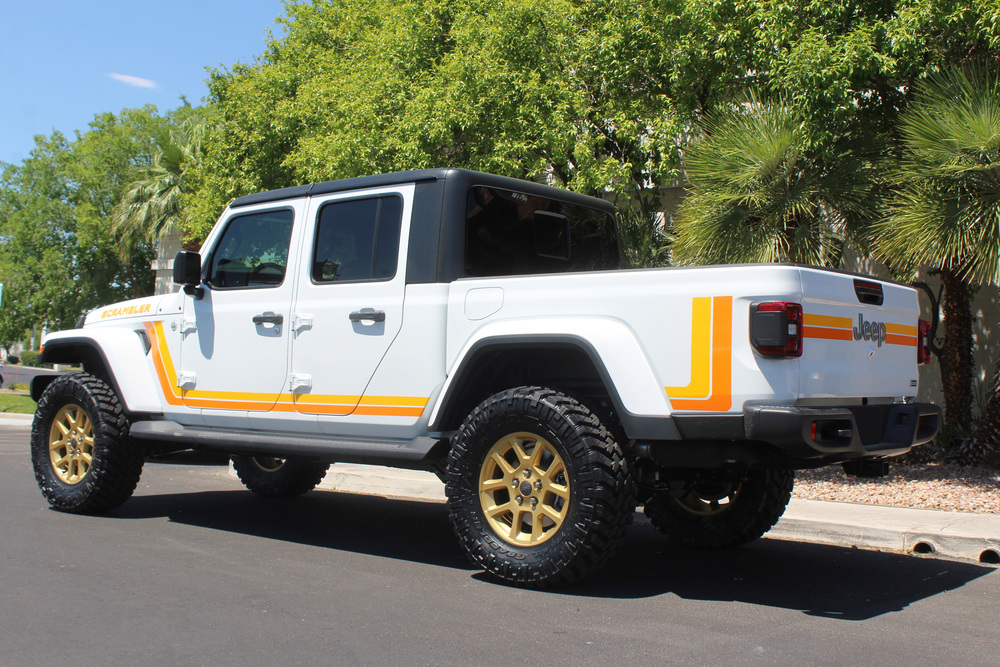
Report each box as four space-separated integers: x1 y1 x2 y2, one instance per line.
665 296 733 412
144 321 427 417
802 326 852 341
801 314 918 348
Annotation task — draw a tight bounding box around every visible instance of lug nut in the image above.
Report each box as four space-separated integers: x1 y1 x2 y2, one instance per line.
523 470 532 479
528 497 538 507
512 479 520 488
515 496 523 505
534 481 542 491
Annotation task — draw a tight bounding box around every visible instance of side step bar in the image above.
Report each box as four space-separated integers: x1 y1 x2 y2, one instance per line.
130 420 448 470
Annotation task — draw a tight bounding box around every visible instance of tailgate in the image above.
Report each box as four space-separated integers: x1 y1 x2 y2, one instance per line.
798 269 921 400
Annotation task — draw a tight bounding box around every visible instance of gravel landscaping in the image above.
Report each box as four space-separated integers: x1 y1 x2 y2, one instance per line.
794 462 1000 514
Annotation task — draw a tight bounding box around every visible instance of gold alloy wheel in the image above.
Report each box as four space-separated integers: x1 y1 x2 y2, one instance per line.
252 456 286 473
675 481 743 516
48 404 95 485
478 432 570 547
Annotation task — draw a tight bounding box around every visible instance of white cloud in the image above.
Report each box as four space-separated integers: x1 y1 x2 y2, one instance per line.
107 73 158 89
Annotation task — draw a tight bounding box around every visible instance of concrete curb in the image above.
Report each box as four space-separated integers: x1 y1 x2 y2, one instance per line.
292 463 1000 567
0 413 33 426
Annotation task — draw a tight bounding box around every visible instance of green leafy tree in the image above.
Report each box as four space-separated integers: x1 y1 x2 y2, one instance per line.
873 63 1000 461
189 0 691 237
672 94 877 266
0 106 185 337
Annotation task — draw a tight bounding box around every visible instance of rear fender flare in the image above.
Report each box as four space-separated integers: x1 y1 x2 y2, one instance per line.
429 317 676 438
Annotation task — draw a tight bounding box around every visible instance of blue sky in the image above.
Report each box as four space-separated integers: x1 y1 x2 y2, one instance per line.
0 0 286 165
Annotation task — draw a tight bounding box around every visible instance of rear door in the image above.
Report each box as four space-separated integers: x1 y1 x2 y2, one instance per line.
287 185 413 417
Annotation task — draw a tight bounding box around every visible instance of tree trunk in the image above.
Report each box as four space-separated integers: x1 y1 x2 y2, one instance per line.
937 267 974 444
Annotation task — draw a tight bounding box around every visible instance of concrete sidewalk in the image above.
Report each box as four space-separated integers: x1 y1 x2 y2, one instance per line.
0 413 33 427
317 463 1000 567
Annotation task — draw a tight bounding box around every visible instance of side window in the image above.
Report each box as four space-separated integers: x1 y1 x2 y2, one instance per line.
207 209 294 289
465 187 619 277
312 195 402 283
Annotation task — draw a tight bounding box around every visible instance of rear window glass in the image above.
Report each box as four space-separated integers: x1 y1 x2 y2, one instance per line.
465 187 619 277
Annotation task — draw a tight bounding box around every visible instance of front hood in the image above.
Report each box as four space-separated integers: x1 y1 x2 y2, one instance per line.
87 296 162 325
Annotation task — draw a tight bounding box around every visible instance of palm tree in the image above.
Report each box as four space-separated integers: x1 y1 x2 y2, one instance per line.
672 93 876 267
113 119 204 247
873 63 1000 463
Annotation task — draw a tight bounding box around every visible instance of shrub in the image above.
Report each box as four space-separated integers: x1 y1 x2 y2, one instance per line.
19 350 39 367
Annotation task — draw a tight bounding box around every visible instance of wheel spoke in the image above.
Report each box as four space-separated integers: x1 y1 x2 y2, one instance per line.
509 436 532 465
485 501 514 520
543 459 565 482
489 451 515 476
509 509 528 540
538 504 565 523
530 514 546 542
481 477 509 493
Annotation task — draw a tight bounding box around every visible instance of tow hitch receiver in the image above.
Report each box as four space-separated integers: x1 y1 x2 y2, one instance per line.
842 459 890 478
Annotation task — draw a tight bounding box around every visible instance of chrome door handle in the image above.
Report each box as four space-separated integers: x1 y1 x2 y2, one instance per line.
349 310 385 323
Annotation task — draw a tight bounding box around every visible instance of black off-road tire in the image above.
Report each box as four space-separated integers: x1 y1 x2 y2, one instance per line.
31 373 144 514
445 386 635 588
231 455 330 498
644 469 793 549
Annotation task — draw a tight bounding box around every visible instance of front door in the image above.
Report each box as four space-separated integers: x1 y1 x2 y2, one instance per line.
178 203 302 419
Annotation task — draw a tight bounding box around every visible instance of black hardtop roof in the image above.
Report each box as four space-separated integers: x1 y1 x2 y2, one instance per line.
229 168 615 213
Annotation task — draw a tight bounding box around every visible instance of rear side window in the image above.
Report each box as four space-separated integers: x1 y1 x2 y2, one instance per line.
207 209 294 289
312 196 402 283
465 186 619 277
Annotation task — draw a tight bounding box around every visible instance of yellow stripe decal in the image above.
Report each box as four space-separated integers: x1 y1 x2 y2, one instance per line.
145 321 427 417
665 296 733 411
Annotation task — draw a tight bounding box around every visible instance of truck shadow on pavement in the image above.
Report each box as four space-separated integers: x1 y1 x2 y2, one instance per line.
568 519 995 619
115 470 993 621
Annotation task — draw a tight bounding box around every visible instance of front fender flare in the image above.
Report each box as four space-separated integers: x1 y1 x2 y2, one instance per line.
38 329 163 414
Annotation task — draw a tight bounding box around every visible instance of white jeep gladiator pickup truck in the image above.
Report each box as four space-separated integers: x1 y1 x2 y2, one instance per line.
31 169 940 587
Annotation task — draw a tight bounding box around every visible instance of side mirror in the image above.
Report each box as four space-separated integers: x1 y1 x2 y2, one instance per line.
173 251 204 298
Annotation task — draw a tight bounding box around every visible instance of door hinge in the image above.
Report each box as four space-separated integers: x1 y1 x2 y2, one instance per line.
177 372 196 390
292 313 313 333
179 318 197 334
289 374 312 393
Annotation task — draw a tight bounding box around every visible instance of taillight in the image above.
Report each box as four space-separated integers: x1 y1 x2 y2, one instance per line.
751 302 803 358
918 319 932 365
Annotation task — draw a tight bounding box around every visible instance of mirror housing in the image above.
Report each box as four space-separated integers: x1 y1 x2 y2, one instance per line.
173 251 204 298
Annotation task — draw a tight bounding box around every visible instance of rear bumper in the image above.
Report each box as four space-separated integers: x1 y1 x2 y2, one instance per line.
634 403 941 470
744 403 941 460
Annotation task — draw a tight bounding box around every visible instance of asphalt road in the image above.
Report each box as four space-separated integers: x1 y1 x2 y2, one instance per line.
1 364 63 390
2 422 998 666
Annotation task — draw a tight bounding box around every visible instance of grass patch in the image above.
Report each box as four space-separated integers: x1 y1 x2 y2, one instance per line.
0 392 36 414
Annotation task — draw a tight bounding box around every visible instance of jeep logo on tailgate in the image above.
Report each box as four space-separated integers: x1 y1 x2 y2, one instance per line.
853 314 886 346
